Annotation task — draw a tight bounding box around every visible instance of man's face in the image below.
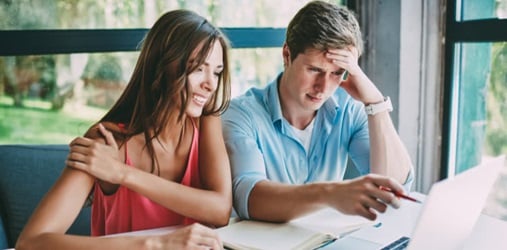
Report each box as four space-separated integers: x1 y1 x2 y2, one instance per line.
281 46 347 113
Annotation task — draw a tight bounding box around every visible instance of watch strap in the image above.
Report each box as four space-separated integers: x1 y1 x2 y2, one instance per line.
364 96 393 115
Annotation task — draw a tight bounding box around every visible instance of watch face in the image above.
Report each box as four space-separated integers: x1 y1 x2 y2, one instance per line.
366 106 374 114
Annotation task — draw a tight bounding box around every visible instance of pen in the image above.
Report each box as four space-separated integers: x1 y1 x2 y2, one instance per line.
379 186 422 203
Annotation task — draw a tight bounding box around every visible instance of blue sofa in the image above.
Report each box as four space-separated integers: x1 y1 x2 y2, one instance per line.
0 144 91 249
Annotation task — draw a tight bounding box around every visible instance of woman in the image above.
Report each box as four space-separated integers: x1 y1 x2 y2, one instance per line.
16 9 231 250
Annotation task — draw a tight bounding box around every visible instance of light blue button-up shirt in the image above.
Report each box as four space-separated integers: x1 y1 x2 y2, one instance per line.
222 76 413 219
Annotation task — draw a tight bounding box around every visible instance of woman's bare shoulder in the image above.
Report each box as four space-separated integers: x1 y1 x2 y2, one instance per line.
84 121 125 140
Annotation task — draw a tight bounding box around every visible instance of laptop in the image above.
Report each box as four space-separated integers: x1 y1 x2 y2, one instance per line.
330 156 503 250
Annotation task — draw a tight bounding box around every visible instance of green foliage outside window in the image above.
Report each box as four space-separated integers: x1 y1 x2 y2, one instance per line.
485 42 507 156
0 0 343 144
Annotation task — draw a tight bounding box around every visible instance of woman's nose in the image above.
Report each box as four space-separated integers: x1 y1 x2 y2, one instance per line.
202 70 217 92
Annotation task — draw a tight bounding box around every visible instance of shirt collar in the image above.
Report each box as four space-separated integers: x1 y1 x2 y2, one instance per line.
324 91 340 121
263 73 285 125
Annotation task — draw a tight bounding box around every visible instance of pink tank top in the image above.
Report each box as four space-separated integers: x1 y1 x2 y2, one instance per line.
91 123 201 236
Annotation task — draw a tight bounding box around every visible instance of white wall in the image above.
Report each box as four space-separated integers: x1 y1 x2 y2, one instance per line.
357 0 445 193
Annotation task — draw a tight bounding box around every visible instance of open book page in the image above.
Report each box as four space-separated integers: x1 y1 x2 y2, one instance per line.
216 208 375 250
290 207 376 236
102 226 182 238
216 220 335 250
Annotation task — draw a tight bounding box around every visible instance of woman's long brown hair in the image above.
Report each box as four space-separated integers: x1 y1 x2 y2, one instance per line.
99 9 231 175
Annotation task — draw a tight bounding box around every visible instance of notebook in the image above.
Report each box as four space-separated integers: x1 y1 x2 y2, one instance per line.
215 207 375 250
333 156 503 250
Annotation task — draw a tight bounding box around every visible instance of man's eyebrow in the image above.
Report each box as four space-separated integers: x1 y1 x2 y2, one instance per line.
304 63 345 73
304 62 322 69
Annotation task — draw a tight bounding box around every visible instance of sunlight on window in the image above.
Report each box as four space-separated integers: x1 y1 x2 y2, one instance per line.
0 0 344 30
460 0 507 20
483 156 507 220
1 0 349 144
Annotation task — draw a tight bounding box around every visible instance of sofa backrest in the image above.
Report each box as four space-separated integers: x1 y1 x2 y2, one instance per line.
0 214 7 249
0 144 91 248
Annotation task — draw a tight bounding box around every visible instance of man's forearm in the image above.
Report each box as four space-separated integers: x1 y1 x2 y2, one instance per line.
247 181 327 222
368 111 412 184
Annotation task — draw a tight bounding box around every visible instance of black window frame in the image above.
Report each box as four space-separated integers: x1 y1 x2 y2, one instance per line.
0 28 286 56
441 0 507 179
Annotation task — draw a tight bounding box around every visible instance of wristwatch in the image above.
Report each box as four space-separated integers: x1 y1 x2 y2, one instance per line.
364 96 393 115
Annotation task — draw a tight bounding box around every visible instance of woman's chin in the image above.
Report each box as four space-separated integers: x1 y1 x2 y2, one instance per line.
186 108 204 118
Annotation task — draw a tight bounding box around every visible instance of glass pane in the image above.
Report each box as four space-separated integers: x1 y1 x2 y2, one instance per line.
459 0 507 21
230 48 283 97
483 158 507 220
0 0 344 30
450 42 507 220
450 42 507 175
0 52 137 143
0 48 282 144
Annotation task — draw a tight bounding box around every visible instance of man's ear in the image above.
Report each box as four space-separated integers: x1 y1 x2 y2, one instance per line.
282 43 290 66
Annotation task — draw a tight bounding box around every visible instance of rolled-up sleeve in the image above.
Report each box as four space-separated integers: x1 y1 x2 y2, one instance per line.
347 106 370 176
222 101 267 219
402 166 415 191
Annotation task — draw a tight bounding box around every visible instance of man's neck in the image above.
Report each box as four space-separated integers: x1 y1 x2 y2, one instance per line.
278 74 316 130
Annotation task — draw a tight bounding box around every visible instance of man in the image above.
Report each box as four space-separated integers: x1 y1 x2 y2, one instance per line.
222 1 414 222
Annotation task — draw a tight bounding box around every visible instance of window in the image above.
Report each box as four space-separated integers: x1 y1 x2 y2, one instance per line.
443 0 507 176
0 0 345 144
447 42 506 175
443 0 507 219
0 0 320 29
460 0 507 20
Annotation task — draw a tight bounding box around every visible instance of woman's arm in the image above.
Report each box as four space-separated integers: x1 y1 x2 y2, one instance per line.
16 126 223 249
15 126 130 249
197 115 233 224
16 171 221 250
67 120 232 227
15 166 100 249
121 116 232 226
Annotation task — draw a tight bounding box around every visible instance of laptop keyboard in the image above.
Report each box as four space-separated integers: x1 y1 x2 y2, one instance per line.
380 236 410 250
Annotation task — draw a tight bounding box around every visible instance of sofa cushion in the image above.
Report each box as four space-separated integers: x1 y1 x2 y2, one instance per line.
0 144 91 248
0 214 7 249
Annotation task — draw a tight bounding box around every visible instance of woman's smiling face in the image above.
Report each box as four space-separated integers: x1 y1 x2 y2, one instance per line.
185 41 224 117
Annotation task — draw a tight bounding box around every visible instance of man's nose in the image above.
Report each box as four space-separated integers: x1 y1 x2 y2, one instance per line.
314 73 332 92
